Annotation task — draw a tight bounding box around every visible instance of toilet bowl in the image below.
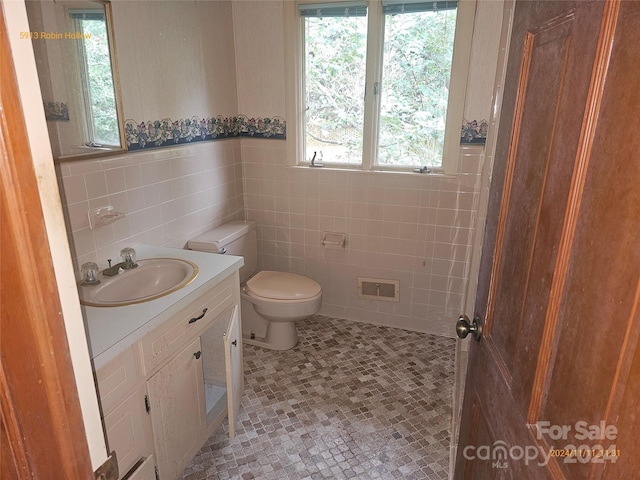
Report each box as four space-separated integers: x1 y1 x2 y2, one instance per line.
188 221 322 350
240 270 322 350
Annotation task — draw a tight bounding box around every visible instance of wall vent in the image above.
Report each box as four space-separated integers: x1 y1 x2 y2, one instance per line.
357 277 400 302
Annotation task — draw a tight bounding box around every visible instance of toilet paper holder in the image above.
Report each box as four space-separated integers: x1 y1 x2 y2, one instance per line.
322 231 346 249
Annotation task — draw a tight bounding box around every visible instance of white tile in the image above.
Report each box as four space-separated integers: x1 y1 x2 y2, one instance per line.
113 216 133 242
140 162 158 185
94 224 116 250
84 171 108 199
129 210 149 235
143 184 161 207
108 192 129 214
67 202 90 232
61 175 88 205
127 188 146 213
105 168 126 194
71 227 97 258
146 205 164 229
123 165 143 189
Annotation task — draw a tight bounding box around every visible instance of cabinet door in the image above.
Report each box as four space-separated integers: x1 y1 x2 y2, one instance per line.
102 387 151 478
127 456 156 480
147 337 205 480
224 306 243 437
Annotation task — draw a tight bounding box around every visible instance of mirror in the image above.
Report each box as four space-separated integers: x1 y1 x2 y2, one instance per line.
26 0 126 160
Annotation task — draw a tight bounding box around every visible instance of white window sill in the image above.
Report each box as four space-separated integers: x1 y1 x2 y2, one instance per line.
290 164 458 178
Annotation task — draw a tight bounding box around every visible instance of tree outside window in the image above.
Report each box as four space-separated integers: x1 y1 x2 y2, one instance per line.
300 0 467 172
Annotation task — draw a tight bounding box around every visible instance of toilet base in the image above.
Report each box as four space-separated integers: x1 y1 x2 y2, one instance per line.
243 320 299 351
241 294 302 350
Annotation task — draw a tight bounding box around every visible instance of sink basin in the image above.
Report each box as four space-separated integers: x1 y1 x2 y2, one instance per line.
79 258 198 307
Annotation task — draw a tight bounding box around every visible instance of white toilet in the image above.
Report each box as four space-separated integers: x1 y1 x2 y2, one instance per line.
188 221 322 350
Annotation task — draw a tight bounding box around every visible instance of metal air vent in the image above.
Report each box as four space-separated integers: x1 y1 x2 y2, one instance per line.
357 277 399 302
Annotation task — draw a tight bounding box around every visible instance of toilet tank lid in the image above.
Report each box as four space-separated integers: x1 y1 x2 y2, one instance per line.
246 271 322 300
188 220 256 251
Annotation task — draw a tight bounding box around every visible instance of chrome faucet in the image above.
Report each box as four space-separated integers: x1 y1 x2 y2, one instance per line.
103 248 138 276
310 151 324 167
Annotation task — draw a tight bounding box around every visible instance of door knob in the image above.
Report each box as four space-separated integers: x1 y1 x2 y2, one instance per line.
456 315 482 341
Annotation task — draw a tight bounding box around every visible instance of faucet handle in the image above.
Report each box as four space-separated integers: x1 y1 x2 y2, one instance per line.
120 247 138 268
80 262 100 285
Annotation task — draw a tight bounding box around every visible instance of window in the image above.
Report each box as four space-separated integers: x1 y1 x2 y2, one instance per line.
301 2 368 165
294 0 475 174
70 9 120 147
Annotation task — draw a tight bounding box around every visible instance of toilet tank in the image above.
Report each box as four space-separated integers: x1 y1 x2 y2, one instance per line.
187 220 257 283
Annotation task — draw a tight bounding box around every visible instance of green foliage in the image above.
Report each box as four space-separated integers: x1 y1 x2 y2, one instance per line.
379 9 457 167
81 18 119 146
304 8 457 167
305 15 367 164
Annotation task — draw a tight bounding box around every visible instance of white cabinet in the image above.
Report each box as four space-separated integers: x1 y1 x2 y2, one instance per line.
200 305 242 435
127 456 157 480
103 388 152 476
147 337 206 480
224 306 242 437
148 306 242 479
95 345 153 479
95 273 243 480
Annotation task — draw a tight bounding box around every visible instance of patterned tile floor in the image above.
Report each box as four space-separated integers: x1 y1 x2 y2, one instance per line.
180 315 455 480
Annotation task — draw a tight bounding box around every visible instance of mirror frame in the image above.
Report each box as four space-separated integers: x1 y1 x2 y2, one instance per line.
30 0 127 162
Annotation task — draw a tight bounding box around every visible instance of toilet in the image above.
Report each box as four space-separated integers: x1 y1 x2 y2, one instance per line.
188 220 322 350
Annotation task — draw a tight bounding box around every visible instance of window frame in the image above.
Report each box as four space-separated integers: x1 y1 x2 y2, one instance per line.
68 8 120 148
285 0 476 175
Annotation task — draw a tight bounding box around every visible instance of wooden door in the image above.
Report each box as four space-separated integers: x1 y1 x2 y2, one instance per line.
455 1 640 478
147 337 206 480
224 306 243 437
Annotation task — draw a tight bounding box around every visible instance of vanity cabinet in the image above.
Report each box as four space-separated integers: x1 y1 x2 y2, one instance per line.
94 272 243 480
95 344 153 479
147 337 206 479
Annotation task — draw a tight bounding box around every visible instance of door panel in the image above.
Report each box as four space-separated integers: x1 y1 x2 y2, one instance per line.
128 455 156 480
147 337 206 479
538 4 640 478
456 1 639 478
601 338 640 478
224 305 243 438
489 13 578 374
103 387 150 478
463 396 500 478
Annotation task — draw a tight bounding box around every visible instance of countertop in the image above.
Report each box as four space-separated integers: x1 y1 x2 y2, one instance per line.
83 245 243 370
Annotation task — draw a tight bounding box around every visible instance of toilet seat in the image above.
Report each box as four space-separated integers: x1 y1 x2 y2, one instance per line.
246 271 321 301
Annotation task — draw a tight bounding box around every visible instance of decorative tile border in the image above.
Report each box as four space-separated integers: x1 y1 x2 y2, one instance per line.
125 114 484 150
125 114 285 151
44 101 69 121
460 118 488 144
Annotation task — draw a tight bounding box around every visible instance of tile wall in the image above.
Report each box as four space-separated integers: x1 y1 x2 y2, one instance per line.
243 140 486 337
56 139 244 273
57 134 485 339
52 0 497 338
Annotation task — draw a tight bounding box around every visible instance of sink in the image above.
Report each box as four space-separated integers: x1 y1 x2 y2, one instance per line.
79 258 198 307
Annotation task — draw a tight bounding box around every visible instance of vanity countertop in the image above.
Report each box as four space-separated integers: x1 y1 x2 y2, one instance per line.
83 245 243 370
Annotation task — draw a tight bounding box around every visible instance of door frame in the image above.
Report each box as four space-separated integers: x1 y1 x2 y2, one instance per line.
1 0 108 472
449 0 516 476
